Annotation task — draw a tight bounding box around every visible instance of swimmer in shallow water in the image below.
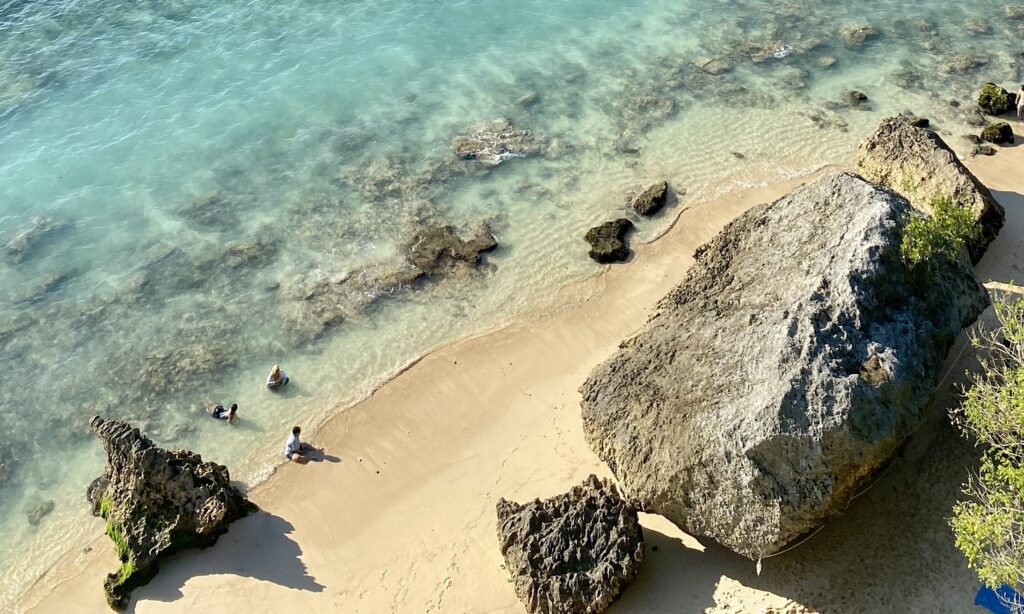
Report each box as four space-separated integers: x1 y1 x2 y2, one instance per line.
1017 84 1024 120
267 364 289 391
205 401 238 425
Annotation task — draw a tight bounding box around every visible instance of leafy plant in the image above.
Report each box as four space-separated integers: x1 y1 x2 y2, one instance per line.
951 298 1024 597
901 195 980 266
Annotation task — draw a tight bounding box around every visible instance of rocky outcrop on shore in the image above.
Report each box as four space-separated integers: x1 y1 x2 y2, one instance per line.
496 475 644 614
977 82 1016 115
88 416 257 610
856 115 1005 262
585 219 634 264
580 172 988 560
981 122 1014 145
632 181 669 216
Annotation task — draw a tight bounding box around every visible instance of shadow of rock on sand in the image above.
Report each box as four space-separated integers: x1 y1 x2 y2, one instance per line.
124 512 323 612
612 412 980 613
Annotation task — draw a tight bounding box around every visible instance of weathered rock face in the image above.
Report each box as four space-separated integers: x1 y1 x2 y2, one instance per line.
978 82 1016 115
580 172 988 560
89 416 257 610
632 181 669 216
496 475 644 614
452 119 542 165
981 122 1014 145
585 219 634 264
856 115 1004 262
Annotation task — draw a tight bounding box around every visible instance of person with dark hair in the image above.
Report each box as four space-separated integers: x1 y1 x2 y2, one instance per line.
205 401 239 425
285 425 306 462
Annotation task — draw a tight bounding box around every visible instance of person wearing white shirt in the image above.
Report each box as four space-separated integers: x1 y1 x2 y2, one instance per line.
284 426 306 462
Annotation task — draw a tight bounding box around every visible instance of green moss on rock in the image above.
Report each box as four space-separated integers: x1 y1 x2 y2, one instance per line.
978 83 1015 116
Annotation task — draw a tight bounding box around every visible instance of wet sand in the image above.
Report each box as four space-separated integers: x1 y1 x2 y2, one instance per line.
20 137 1024 613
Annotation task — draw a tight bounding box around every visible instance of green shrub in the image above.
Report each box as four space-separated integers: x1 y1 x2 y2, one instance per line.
901 195 980 267
950 299 1024 593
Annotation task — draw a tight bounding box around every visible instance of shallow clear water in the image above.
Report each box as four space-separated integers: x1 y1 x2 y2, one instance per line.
1 0 1020 605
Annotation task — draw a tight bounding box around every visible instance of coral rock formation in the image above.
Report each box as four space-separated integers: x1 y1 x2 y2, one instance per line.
496 475 644 614
89 416 257 610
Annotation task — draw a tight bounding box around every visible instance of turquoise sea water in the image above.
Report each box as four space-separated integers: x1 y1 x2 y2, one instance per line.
1 0 1021 606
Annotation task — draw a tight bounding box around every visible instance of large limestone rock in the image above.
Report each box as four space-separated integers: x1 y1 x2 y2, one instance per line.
89 416 257 609
496 475 644 614
580 172 988 560
856 115 1004 262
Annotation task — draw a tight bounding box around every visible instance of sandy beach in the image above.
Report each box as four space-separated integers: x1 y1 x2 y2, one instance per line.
19 138 1024 613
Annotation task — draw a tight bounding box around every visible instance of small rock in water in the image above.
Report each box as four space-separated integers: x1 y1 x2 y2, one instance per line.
26 500 55 526
496 475 643 614
4 216 70 264
981 122 1014 145
403 224 498 278
452 118 542 166
963 18 991 35
840 24 879 47
908 116 930 128
585 219 634 264
1006 4 1024 20
962 134 983 144
696 57 732 75
943 54 988 74
515 91 540 108
847 90 869 104
973 145 998 156
632 181 669 216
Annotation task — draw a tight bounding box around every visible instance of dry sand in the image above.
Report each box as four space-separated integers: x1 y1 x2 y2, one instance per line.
19 138 1024 614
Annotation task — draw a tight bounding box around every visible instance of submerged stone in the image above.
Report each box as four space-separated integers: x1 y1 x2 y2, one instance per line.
452 119 542 166
580 172 988 560
585 219 634 264
496 475 643 614
840 24 879 47
89 416 256 610
4 216 69 264
26 500 54 526
403 224 498 277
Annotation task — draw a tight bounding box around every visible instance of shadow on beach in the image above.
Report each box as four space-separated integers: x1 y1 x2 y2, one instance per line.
124 511 323 612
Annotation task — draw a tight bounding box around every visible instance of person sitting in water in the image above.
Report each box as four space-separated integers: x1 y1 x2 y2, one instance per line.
285 425 307 462
267 364 290 391
205 401 239 425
